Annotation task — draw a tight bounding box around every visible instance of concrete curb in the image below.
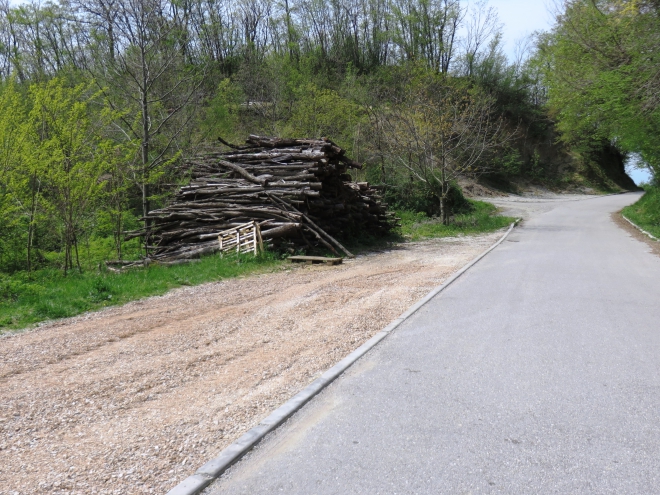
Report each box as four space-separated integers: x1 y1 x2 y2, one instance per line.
622 215 658 241
165 222 518 495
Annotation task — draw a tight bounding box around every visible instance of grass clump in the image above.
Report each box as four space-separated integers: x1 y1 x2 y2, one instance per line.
399 200 515 241
621 187 660 238
0 252 282 333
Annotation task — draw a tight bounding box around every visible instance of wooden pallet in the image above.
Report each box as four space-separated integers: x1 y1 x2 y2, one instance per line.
218 221 264 256
288 255 343 266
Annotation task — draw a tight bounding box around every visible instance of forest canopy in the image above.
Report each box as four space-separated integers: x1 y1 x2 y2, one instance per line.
0 0 650 277
539 0 660 178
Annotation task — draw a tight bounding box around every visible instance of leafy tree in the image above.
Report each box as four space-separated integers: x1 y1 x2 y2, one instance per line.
284 83 365 154
0 80 30 272
539 0 660 177
373 70 512 223
27 78 115 274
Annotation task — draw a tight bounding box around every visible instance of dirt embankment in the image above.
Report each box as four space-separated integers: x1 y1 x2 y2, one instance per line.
0 231 504 495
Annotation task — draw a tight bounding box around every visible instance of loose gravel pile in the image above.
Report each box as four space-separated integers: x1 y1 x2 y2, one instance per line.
0 231 504 494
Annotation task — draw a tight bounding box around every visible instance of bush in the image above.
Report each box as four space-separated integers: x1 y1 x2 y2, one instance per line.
0 273 43 303
398 199 515 241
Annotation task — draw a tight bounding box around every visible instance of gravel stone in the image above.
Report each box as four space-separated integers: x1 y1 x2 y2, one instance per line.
0 232 502 494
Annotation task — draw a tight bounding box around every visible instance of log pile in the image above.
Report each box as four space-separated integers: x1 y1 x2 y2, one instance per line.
127 136 398 261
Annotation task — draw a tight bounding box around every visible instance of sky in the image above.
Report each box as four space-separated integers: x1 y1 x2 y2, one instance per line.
484 0 555 58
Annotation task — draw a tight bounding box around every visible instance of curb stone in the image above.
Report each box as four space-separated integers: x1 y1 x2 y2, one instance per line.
622 215 659 241
165 222 518 495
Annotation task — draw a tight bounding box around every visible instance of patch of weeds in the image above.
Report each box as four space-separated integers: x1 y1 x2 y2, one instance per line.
0 315 15 327
34 300 75 320
0 250 283 331
0 274 44 303
173 276 192 286
89 278 114 302
399 200 515 241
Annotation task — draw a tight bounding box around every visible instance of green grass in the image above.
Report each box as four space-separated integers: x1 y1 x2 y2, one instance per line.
0 252 282 333
399 200 516 242
621 187 660 238
0 199 514 332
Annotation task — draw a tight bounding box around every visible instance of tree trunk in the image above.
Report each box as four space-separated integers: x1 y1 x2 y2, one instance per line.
26 176 39 277
141 46 151 254
115 201 123 260
439 180 450 225
64 229 70 276
74 232 81 273
440 154 449 225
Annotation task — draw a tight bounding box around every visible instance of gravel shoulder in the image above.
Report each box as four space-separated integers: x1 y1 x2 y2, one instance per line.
0 231 504 495
611 210 660 258
477 192 614 220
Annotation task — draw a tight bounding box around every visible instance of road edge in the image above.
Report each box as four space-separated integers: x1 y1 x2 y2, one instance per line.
622 214 659 241
165 221 519 495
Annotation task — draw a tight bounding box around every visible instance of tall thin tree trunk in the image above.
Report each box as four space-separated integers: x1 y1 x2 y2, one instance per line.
439 154 449 224
26 176 39 277
141 48 151 255
64 229 70 276
74 231 81 273
141 122 150 222
440 180 449 225
115 193 123 260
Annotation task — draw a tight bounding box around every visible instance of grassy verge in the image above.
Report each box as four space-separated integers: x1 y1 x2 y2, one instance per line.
621 187 660 238
0 252 282 333
399 200 516 241
0 199 514 332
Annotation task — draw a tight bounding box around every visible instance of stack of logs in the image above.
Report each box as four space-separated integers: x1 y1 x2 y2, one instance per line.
126 135 398 262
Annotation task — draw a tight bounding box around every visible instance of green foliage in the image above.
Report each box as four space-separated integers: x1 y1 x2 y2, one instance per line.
282 83 365 156
27 78 118 273
490 146 523 176
0 80 29 271
369 67 513 222
398 200 515 241
0 273 43 303
622 188 660 238
203 79 243 141
539 0 660 178
0 251 282 332
0 76 137 274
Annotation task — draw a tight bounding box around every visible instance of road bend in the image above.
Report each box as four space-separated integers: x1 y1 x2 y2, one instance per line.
205 193 660 494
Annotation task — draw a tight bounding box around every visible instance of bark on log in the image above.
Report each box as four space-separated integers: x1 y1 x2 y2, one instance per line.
126 135 395 262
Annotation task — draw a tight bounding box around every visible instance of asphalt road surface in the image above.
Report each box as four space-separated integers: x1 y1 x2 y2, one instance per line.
205 193 660 494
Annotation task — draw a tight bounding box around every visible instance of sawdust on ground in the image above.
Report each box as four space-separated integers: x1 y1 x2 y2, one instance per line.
0 231 505 495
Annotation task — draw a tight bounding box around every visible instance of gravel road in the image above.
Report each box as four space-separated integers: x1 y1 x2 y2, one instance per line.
0 232 503 495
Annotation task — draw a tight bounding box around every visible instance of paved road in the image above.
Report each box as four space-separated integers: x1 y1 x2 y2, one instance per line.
205 193 660 494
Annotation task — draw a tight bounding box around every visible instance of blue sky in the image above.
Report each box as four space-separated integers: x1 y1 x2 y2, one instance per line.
484 0 555 58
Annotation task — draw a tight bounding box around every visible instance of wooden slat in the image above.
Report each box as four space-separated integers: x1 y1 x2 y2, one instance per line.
288 255 343 265
217 221 263 257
